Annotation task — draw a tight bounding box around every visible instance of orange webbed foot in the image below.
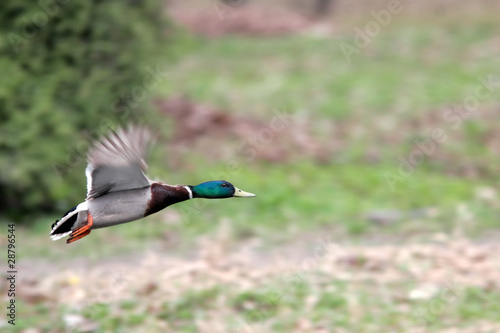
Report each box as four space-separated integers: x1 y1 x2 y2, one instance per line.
67 214 93 244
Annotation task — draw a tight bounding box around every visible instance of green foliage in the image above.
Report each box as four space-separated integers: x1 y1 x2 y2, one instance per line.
0 0 173 219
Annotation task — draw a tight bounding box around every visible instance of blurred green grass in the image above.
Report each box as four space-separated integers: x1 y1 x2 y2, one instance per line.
163 22 500 118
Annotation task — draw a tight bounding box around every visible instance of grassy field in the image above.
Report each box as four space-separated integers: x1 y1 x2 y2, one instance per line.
8 6 500 333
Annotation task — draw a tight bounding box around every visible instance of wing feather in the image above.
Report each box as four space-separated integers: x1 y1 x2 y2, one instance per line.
86 126 152 200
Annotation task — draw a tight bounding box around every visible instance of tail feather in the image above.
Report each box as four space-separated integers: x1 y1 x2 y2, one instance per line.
50 202 88 241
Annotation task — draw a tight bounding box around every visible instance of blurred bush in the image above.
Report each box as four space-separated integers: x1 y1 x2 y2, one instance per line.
0 0 174 220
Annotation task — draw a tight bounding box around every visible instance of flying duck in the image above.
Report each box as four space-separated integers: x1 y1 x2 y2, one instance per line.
50 126 255 243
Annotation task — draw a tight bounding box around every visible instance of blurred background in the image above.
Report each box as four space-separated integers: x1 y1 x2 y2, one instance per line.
1 0 500 332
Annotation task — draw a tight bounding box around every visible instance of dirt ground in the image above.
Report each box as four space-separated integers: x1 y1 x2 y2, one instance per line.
13 231 500 332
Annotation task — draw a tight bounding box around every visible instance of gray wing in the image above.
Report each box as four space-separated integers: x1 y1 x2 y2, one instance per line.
86 126 152 200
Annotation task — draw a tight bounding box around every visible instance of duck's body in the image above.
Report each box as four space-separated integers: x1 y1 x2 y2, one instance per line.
50 126 255 244
87 187 155 228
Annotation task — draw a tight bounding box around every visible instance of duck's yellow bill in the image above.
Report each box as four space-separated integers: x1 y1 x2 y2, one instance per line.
233 187 256 197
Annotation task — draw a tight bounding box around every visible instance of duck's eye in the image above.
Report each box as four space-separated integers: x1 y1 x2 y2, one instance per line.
221 183 228 188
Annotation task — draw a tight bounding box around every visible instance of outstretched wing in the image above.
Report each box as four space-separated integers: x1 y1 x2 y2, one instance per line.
86 126 152 200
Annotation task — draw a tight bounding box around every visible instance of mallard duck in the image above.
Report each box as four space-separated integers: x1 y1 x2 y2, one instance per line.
50 126 255 244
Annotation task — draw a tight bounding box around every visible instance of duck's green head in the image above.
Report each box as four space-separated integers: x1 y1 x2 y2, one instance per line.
190 180 256 199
